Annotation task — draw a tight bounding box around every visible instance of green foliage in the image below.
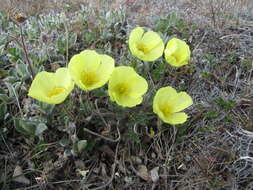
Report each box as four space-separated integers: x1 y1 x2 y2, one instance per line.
175 124 189 144
214 98 236 111
14 118 48 137
228 51 237 64
198 124 216 133
127 129 141 143
0 103 7 120
205 54 216 65
223 113 233 122
154 12 180 32
0 2 251 189
204 110 219 119
200 71 212 80
59 137 70 147
151 60 167 81
241 59 252 67
0 8 196 156
77 140 87 152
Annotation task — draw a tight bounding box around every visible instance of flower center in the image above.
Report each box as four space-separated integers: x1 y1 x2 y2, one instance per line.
171 53 180 62
115 83 129 95
81 71 98 87
136 43 150 54
161 104 173 117
47 87 65 98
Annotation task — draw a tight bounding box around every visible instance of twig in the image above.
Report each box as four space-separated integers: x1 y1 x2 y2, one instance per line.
59 103 75 120
19 25 35 79
0 134 13 158
220 33 252 40
63 19 69 66
94 99 109 128
193 31 207 53
83 121 121 143
18 179 82 190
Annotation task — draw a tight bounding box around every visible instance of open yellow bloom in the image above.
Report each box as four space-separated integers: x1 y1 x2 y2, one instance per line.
108 66 148 107
28 68 74 104
153 86 193 125
129 27 164 62
68 50 115 91
164 38 190 67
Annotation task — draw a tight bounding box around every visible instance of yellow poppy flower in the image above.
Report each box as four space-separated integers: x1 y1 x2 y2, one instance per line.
108 66 148 107
128 27 164 62
164 38 191 67
28 68 74 104
68 50 115 91
153 86 193 125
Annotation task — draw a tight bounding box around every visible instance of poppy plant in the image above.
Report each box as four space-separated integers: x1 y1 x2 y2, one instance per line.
128 27 164 62
164 38 190 67
153 86 193 125
28 68 74 104
68 50 115 91
108 66 148 107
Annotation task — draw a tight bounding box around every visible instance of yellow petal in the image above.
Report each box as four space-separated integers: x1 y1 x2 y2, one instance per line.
80 50 101 72
153 86 177 114
164 38 190 67
28 68 74 104
140 31 163 52
170 92 193 113
28 72 54 101
94 54 115 88
109 66 138 89
140 41 164 62
129 27 144 53
127 75 148 98
68 54 87 90
108 66 148 107
128 27 164 62
153 86 192 125
163 112 188 125
113 93 143 107
68 50 114 91
54 68 74 88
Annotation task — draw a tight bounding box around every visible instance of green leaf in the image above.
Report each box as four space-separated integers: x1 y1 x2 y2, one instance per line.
64 149 72 157
0 69 8 78
35 123 48 136
0 94 14 104
69 33 77 48
14 118 35 135
15 62 31 80
59 138 70 147
0 103 7 120
77 140 87 152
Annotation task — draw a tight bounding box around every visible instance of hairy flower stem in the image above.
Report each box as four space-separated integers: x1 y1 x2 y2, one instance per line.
19 25 35 79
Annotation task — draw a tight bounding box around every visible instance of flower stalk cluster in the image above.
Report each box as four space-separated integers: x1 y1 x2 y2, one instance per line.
28 26 193 125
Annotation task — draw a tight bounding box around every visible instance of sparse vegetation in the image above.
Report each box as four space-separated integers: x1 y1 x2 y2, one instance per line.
0 0 253 189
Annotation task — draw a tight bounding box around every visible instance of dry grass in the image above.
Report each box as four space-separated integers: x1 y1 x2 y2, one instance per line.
0 0 253 189
1 0 252 26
